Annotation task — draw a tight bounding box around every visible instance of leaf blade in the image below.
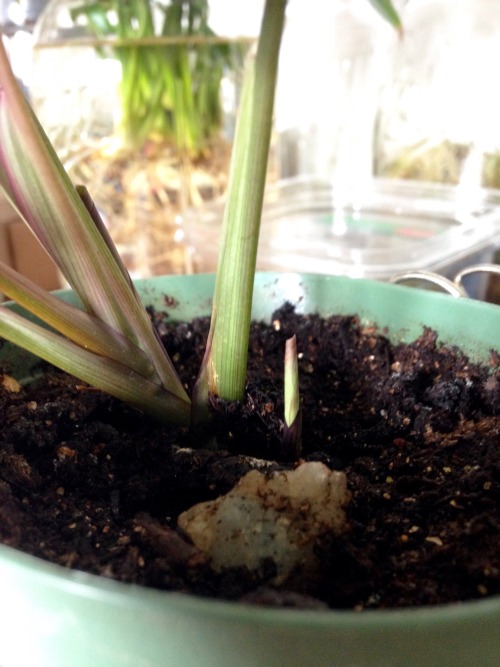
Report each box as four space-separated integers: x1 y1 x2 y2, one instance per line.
0 306 191 425
367 0 402 32
0 36 188 404
0 259 156 379
196 0 287 406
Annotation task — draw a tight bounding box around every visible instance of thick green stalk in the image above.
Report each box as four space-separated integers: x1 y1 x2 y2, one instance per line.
0 0 401 429
195 0 287 408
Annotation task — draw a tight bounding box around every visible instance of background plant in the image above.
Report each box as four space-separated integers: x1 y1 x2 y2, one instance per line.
70 0 247 154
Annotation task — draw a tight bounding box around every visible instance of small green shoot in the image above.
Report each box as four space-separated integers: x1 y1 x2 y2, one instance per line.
368 0 403 35
282 335 302 462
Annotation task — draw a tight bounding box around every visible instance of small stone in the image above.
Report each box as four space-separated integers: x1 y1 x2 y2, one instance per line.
178 462 349 583
1 374 21 393
57 446 76 461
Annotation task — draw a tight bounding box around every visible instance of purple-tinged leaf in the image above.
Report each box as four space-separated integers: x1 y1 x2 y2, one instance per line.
0 35 188 405
0 259 155 378
0 306 191 425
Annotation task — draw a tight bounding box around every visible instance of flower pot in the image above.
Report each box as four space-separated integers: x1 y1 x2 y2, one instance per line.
0 272 499 667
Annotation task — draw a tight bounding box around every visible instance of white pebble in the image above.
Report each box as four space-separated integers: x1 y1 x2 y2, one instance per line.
178 462 349 582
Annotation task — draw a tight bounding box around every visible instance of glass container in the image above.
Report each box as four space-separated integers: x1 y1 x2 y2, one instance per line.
374 0 500 189
185 176 500 300
31 0 261 277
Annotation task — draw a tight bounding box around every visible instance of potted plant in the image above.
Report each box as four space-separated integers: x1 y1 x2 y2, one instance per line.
0 2 499 667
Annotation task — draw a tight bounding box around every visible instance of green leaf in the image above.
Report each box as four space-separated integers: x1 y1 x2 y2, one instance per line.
284 336 300 428
0 258 155 379
0 306 191 425
193 0 287 413
0 36 189 410
367 0 402 33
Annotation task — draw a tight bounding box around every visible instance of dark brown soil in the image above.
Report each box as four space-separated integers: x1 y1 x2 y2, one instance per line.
0 305 499 610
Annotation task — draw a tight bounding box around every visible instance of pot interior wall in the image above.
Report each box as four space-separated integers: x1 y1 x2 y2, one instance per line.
1 273 499 377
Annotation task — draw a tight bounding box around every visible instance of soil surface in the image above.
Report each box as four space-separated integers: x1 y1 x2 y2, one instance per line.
0 305 499 610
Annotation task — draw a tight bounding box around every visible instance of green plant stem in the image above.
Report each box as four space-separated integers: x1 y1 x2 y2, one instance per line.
0 0 402 426
194 0 287 413
71 0 239 153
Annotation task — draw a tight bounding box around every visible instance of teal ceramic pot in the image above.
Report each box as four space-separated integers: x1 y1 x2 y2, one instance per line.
0 273 499 667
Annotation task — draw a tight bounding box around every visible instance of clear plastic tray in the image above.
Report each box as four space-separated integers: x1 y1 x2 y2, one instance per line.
185 177 500 297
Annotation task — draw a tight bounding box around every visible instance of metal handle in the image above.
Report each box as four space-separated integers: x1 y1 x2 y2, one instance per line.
390 263 500 300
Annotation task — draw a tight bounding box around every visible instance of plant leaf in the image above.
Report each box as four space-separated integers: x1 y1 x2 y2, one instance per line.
193 0 287 413
367 0 402 33
0 259 155 379
0 35 188 406
281 335 302 462
284 336 300 428
0 306 191 425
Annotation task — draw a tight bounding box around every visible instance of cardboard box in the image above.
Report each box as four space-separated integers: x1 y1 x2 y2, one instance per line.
0 218 11 267
8 220 62 291
0 194 62 300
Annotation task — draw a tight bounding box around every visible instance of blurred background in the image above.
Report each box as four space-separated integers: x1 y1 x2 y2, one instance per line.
1 0 499 301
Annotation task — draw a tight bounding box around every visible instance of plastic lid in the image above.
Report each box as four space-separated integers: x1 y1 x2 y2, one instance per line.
257 177 500 279
184 177 500 281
